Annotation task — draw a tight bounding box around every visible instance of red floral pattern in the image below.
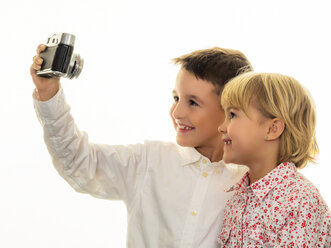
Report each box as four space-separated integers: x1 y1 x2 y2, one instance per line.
218 162 331 247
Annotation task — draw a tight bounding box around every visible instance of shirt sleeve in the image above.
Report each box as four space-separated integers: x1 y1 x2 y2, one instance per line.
33 87 149 206
275 188 331 247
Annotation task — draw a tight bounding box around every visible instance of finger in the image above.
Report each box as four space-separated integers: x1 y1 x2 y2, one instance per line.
36 44 46 54
31 63 41 71
33 55 43 65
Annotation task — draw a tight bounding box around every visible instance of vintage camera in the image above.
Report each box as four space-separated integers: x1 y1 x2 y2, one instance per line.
36 33 84 79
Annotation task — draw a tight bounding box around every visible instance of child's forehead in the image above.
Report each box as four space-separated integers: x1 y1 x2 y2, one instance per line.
221 87 258 109
222 100 258 113
173 72 218 96
223 105 240 111
222 105 245 114
176 69 217 87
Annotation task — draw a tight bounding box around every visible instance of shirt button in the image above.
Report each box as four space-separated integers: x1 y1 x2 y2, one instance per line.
191 210 197 216
195 163 200 168
215 169 220 174
202 172 208 177
202 159 207 164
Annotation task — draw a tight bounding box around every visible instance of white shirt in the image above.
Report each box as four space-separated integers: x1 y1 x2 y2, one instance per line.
33 88 247 248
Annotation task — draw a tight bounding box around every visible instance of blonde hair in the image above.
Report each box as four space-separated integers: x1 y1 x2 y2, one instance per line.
221 72 318 168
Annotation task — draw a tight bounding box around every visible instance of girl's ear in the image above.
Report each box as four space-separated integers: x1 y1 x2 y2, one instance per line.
266 118 285 141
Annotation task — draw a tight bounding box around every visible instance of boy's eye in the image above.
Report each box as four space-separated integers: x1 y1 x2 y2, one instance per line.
173 96 179 102
189 99 199 106
230 111 236 119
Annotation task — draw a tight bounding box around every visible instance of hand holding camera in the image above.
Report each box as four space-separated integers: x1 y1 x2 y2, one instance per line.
30 33 84 101
31 44 61 101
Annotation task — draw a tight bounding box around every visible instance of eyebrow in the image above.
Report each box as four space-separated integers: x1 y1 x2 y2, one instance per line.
225 106 239 111
172 90 204 104
187 94 204 103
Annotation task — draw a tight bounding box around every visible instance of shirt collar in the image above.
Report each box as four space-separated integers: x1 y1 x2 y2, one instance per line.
228 162 297 200
177 145 223 166
177 146 203 166
227 171 250 193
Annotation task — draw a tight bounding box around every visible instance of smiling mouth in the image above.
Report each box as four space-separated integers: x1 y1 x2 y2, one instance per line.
177 124 195 132
178 126 193 130
223 139 232 145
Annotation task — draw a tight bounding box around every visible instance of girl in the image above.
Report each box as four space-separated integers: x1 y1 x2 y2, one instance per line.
217 72 331 247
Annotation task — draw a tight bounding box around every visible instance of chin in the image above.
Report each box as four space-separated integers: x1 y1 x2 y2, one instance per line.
176 140 190 147
176 137 195 147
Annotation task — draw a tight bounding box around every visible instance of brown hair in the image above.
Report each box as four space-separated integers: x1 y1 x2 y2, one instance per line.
221 72 319 168
172 47 253 94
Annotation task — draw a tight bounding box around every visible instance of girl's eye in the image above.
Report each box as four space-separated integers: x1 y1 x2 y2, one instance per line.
230 111 236 119
173 96 179 102
189 99 199 106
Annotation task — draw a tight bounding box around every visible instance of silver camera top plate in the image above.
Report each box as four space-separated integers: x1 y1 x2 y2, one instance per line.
46 33 76 47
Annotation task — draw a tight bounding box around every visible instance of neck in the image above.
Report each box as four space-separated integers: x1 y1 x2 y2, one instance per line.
195 143 224 163
246 139 280 184
248 164 274 184
247 155 278 184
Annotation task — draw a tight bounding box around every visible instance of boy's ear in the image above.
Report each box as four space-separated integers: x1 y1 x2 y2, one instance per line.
266 118 285 141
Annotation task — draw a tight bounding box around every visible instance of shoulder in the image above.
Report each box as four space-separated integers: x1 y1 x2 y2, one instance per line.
144 140 176 147
282 172 330 216
143 140 179 152
142 140 183 159
143 140 203 167
97 140 177 157
144 140 200 155
286 172 322 199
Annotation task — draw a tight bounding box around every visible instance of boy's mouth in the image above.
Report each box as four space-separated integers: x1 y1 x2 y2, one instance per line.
177 123 195 132
223 138 232 145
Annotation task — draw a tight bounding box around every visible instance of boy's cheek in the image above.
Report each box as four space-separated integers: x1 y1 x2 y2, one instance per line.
169 104 175 117
169 105 177 130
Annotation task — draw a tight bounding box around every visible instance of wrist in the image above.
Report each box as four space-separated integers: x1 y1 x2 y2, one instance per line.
36 84 60 101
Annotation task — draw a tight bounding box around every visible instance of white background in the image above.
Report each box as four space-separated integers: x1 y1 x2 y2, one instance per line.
1 0 330 247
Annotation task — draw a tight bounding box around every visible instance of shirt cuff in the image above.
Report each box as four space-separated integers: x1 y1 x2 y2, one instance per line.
33 87 69 120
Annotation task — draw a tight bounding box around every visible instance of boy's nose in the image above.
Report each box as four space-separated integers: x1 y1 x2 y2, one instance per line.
171 102 185 120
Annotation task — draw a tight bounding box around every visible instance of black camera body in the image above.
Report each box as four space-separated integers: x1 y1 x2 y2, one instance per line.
37 33 83 79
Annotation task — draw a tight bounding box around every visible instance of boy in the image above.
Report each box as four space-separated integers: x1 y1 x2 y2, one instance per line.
31 45 253 247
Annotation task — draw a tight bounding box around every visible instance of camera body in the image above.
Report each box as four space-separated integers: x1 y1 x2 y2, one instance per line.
36 33 83 79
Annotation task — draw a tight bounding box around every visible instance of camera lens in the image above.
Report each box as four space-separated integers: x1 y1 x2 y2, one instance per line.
66 53 84 79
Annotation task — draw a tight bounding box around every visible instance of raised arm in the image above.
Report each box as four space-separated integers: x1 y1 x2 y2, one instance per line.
30 45 148 205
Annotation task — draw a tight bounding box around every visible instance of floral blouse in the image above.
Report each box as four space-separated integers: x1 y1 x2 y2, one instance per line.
218 162 331 247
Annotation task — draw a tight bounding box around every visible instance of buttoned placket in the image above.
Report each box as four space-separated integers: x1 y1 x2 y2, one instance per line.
241 188 255 247
232 187 250 248
179 158 214 248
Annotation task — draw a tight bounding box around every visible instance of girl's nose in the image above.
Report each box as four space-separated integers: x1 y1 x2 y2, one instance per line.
218 122 226 134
